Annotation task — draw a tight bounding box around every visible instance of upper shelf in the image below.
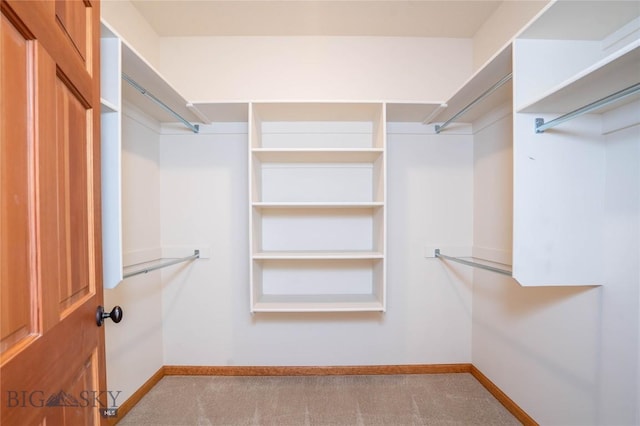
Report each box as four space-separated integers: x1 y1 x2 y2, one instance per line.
518 1 640 41
427 44 512 127
252 102 383 122
120 42 203 125
517 41 640 114
252 148 383 163
385 102 443 122
101 20 212 127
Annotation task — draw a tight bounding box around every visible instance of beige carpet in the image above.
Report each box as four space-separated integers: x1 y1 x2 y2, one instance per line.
117 374 521 425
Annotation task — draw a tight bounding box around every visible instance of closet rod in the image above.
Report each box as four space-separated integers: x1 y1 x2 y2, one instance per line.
435 73 512 134
535 82 640 133
435 249 512 277
122 73 200 133
123 250 200 279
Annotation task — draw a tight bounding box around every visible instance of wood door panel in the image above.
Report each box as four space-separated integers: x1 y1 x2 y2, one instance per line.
55 0 88 62
62 351 100 425
1 301 102 425
6 0 93 101
0 5 38 356
37 40 67 332
56 74 93 314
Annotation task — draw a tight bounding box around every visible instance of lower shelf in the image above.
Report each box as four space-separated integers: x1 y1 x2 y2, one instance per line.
252 294 385 313
251 258 385 313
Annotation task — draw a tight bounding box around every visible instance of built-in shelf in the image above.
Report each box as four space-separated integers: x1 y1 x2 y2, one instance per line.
120 43 204 125
252 202 384 209
509 1 640 286
249 102 386 312
518 41 640 114
427 45 512 126
101 98 119 113
100 19 209 288
189 102 249 123
385 102 443 122
252 148 383 163
252 294 384 313
253 251 384 260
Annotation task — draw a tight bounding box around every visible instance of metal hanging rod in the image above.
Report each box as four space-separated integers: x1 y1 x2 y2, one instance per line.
435 249 512 277
122 73 200 133
123 250 200 279
535 82 640 133
435 73 512 134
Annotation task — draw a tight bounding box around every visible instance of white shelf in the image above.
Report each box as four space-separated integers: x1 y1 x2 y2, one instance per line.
189 102 249 123
508 1 640 286
120 43 203 125
518 1 640 41
252 148 383 163
428 45 512 126
252 294 384 313
100 98 119 113
100 19 207 288
253 251 384 260
518 41 640 114
252 102 384 122
249 102 386 312
385 102 443 122
252 202 384 209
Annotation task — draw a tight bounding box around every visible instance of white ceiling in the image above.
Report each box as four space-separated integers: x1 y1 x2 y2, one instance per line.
129 1 504 38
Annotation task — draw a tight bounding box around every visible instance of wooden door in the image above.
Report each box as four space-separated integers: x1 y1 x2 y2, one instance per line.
1 0 107 424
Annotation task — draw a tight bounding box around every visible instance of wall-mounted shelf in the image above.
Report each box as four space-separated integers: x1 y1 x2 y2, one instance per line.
100 20 209 288
120 42 204 126
385 102 444 123
510 1 640 286
253 251 384 260
427 45 512 128
518 41 640 114
252 148 383 163
253 202 384 209
189 102 249 123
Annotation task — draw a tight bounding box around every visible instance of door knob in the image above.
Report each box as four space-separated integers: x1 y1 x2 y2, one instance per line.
96 305 123 326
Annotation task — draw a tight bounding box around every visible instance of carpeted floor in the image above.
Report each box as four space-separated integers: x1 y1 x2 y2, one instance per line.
117 373 521 425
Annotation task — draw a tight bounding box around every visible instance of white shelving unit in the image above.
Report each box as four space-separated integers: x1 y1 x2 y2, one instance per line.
100 21 208 288
423 0 639 287
512 1 640 286
249 102 386 312
100 22 123 289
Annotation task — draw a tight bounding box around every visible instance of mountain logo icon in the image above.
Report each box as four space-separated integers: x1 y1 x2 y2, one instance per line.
45 391 80 407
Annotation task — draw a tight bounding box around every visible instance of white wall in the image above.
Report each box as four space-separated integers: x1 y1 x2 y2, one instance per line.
104 106 164 403
472 0 550 71
158 36 471 103
157 122 474 366
101 0 161 69
471 103 640 425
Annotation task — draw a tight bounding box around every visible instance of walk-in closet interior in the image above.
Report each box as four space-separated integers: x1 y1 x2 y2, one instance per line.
100 1 640 424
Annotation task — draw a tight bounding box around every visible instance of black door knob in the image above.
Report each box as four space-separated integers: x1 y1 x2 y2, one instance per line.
96 305 123 326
